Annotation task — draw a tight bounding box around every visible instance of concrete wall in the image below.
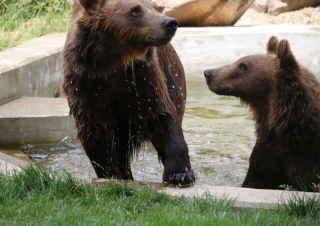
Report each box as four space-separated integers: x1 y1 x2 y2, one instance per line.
172 25 320 80
0 33 65 104
0 26 320 103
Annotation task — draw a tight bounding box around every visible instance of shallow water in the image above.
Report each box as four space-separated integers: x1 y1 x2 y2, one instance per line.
23 81 255 186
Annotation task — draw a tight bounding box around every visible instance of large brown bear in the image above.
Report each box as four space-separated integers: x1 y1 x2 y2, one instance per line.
204 36 320 191
63 0 195 186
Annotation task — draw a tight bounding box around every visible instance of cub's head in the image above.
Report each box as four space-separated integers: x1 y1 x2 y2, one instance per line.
204 36 298 107
76 0 178 47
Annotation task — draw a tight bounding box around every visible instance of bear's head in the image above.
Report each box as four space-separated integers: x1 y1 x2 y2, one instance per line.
75 0 178 63
203 36 300 109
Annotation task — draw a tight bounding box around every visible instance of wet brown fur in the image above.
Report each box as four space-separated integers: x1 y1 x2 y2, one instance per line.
63 0 195 186
165 0 254 27
205 36 320 191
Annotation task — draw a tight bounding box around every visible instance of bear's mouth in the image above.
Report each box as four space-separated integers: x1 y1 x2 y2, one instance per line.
150 36 173 46
209 85 230 95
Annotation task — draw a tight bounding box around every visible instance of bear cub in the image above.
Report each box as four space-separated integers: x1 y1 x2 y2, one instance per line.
204 36 320 191
63 0 195 186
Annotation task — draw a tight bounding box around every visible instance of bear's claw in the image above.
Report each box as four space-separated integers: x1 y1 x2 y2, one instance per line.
163 171 195 187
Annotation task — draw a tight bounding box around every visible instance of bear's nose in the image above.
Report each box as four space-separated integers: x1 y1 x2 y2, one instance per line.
204 70 213 78
162 18 178 32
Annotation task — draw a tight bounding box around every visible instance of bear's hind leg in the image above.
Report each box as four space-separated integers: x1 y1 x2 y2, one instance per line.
80 127 127 179
116 127 135 180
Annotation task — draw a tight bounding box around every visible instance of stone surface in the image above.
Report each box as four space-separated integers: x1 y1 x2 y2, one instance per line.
0 33 65 104
0 97 76 146
92 178 320 209
0 151 30 174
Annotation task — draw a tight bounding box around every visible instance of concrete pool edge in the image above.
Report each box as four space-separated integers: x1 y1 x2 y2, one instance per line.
92 178 320 210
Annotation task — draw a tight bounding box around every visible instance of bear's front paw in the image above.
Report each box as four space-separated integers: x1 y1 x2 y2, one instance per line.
163 169 195 187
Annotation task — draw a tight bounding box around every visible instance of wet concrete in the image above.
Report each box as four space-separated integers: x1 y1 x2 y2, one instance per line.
0 150 30 174
0 97 76 146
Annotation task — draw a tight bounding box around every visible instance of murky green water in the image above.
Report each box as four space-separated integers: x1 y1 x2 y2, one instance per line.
23 81 255 186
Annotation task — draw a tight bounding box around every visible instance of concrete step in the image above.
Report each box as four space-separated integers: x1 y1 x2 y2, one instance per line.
0 96 76 146
0 150 31 174
92 178 320 210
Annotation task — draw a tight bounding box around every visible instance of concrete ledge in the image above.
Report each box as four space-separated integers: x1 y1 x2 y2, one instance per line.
0 97 76 146
0 151 30 174
92 179 320 210
0 33 66 104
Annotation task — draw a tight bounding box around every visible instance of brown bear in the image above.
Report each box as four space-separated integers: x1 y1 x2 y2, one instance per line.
204 36 320 191
63 0 195 186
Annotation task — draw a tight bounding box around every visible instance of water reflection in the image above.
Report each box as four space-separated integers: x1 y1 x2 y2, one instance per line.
23 81 255 186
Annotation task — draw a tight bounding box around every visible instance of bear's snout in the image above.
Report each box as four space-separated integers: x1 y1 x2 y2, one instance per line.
162 18 178 34
204 69 213 79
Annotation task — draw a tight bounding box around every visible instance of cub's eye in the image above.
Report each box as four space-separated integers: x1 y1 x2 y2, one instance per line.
238 63 247 71
131 6 142 17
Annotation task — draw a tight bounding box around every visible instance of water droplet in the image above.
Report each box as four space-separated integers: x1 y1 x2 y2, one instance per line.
175 74 178 77
139 115 142 119
172 86 175 88
148 99 150 102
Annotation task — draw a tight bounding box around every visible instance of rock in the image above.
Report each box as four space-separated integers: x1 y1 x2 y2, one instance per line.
162 0 254 27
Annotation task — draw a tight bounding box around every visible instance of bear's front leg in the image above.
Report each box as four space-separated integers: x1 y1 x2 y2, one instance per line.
242 144 283 190
148 115 195 186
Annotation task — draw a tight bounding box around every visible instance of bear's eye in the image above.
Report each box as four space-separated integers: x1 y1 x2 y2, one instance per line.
131 6 142 17
238 63 247 71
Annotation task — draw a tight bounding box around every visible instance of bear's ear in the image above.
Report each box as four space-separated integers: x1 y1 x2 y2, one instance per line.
276 39 298 70
266 36 278 54
78 0 99 9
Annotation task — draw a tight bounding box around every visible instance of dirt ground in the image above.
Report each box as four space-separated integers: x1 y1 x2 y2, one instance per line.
235 6 320 26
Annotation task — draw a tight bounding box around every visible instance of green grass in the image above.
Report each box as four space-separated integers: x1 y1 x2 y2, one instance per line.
0 165 319 225
0 0 72 50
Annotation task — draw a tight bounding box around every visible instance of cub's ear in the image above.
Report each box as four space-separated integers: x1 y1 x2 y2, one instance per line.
266 36 278 53
78 0 99 9
276 39 298 70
